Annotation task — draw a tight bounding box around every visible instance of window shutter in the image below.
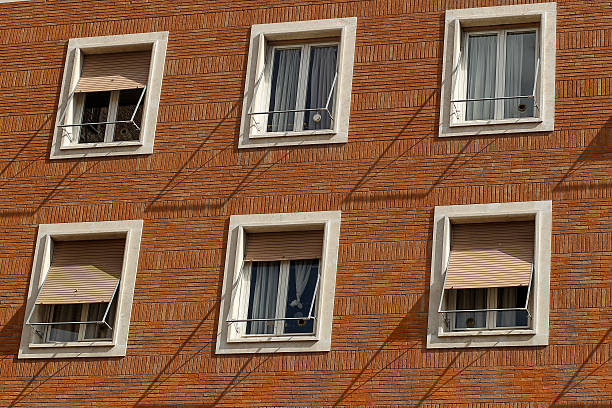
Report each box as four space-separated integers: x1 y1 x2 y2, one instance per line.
444 221 534 289
36 239 125 304
75 51 151 93
244 230 324 261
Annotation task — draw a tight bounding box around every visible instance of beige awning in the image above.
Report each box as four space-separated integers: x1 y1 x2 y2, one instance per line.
75 51 151 93
36 239 126 304
244 230 324 261
444 221 534 289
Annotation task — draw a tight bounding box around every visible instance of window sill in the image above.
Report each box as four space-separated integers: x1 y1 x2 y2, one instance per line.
29 340 114 348
60 141 143 150
450 117 542 128
250 129 336 139
228 334 318 343
438 328 535 337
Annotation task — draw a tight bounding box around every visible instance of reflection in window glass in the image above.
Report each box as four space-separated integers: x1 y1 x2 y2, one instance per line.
504 31 537 119
304 46 337 131
78 91 110 143
496 286 529 327
114 89 145 141
246 261 280 335
284 259 319 334
454 288 487 330
267 49 301 132
47 304 81 342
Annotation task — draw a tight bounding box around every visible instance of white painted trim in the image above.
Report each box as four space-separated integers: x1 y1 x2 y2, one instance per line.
439 3 556 137
50 32 168 159
19 220 144 359
216 211 341 354
238 18 357 149
426 201 552 349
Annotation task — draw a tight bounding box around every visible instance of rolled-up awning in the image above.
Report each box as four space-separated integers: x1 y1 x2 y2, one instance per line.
244 230 324 261
36 239 125 305
444 221 534 289
75 51 151 93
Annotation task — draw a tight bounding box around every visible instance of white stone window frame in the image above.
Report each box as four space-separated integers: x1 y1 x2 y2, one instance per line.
238 18 357 149
50 32 169 159
18 220 143 359
216 211 341 354
427 201 552 349
439 3 556 138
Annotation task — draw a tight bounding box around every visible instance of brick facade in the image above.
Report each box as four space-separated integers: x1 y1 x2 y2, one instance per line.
0 0 610 406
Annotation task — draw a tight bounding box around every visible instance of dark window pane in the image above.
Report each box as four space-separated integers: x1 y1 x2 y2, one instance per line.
267 48 301 132
246 261 280 335
84 301 116 340
504 31 537 119
454 288 487 330
304 46 338 130
283 259 319 334
47 304 82 342
496 286 529 327
114 88 145 141
78 91 110 143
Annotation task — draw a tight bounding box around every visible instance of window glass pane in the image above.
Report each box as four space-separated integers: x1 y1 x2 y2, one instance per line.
496 286 529 327
283 259 319 334
47 304 82 342
304 45 338 130
466 35 497 121
246 261 280 335
114 89 145 141
84 302 116 340
454 288 487 330
267 48 301 132
504 31 537 118
78 91 110 143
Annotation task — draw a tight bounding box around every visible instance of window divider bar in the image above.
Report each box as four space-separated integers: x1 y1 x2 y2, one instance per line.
225 259 245 325
56 91 76 128
227 317 316 323
525 264 534 310
130 86 147 122
307 270 321 319
58 119 138 128
101 280 120 330
437 266 449 314
324 71 338 113
441 307 529 314
29 320 110 326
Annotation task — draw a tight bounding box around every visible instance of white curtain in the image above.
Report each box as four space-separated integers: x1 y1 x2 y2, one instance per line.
247 262 280 334
466 35 497 121
504 32 537 118
48 304 81 342
305 46 338 130
268 49 301 132
289 260 313 310
455 288 487 329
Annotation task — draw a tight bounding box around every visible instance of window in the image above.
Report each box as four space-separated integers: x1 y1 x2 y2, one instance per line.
439 3 556 137
50 32 168 159
427 201 552 349
238 18 357 149
460 29 538 121
216 211 341 354
264 43 338 133
19 220 143 359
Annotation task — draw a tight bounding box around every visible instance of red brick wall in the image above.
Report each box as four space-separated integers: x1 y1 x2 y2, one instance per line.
0 0 610 406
